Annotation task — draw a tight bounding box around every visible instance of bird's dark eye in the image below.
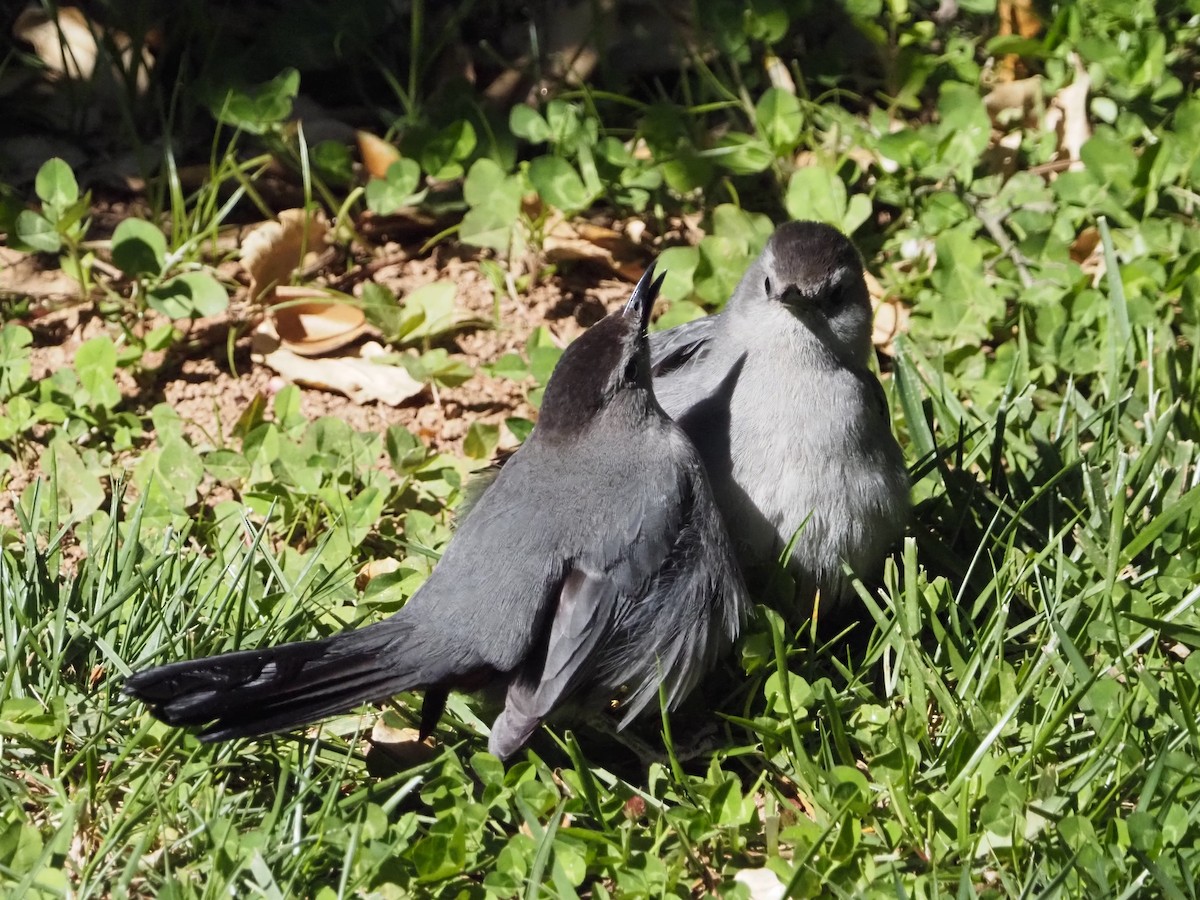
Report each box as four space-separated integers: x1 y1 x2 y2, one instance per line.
764 277 772 295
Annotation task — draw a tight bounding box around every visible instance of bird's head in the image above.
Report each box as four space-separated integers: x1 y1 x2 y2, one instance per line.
534 263 665 438
733 221 874 365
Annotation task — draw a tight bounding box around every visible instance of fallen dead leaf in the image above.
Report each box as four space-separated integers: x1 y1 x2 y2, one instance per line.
543 218 645 280
1047 53 1091 172
252 324 424 405
984 76 1043 127
733 868 787 900
845 145 880 174
366 719 439 771
271 286 367 356
763 52 796 94
519 808 574 839
1070 226 1104 282
357 130 402 180
14 5 152 92
482 66 526 105
241 209 328 303
996 0 1042 81
356 557 402 592
1070 227 1101 264
865 269 909 355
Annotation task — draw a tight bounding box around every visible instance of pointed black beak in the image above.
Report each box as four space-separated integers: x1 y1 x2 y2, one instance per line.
623 262 665 335
779 283 805 308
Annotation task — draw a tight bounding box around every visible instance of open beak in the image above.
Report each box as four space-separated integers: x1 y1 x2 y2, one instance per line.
623 261 665 334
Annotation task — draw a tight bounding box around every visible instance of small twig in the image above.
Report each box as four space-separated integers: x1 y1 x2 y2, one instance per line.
89 257 124 281
977 210 1035 290
298 245 345 281
327 251 411 293
1026 158 1074 177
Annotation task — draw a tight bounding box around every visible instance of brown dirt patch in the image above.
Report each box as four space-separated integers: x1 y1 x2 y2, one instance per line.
1 239 642 532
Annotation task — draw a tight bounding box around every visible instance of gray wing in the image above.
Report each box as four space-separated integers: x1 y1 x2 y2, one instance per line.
647 314 721 378
485 437 747 752
488 568 619 758
603 455 748 724
484 469 681 757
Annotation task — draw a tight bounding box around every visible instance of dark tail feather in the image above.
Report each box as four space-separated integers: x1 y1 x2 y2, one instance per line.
124 620 423 741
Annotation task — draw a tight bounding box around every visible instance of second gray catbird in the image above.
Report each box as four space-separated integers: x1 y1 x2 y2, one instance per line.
649 221 910 612
124 265 748 759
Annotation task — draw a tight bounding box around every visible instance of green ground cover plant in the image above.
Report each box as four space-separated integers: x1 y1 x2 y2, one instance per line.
2 0 1199 895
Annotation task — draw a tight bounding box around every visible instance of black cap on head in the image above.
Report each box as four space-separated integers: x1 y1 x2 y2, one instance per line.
765 221 863 296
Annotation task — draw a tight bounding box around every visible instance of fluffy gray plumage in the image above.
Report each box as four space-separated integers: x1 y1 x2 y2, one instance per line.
124 264 748 760
649 221 910 610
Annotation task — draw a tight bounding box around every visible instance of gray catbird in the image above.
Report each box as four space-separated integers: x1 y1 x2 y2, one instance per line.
648 221 909 612
124 264 748 759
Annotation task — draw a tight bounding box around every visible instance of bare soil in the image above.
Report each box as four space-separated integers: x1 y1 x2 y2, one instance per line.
1 236 642 530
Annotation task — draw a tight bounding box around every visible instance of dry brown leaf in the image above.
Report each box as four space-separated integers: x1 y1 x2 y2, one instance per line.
873 298 910 355
763 52 796 94
996 0 1042 81
241 209 328 302
271 286 367 356
356 130 401 180
984 76 1043 127
1047 54 1091 171
845 146 879 174
356 558 401 592
631 138 654 162
1070 226 1104 281
543 218 644 279
483 66 525 105
865 270 909 355
252 325 424 405
366 719 439 771
369 720 423 746
864 269 885 305
14 5 151 92
1070 227 1101 264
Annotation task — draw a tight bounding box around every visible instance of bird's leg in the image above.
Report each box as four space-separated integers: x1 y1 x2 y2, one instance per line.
419 686 450 740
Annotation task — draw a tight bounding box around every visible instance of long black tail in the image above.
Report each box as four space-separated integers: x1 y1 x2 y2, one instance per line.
124 620 422 741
